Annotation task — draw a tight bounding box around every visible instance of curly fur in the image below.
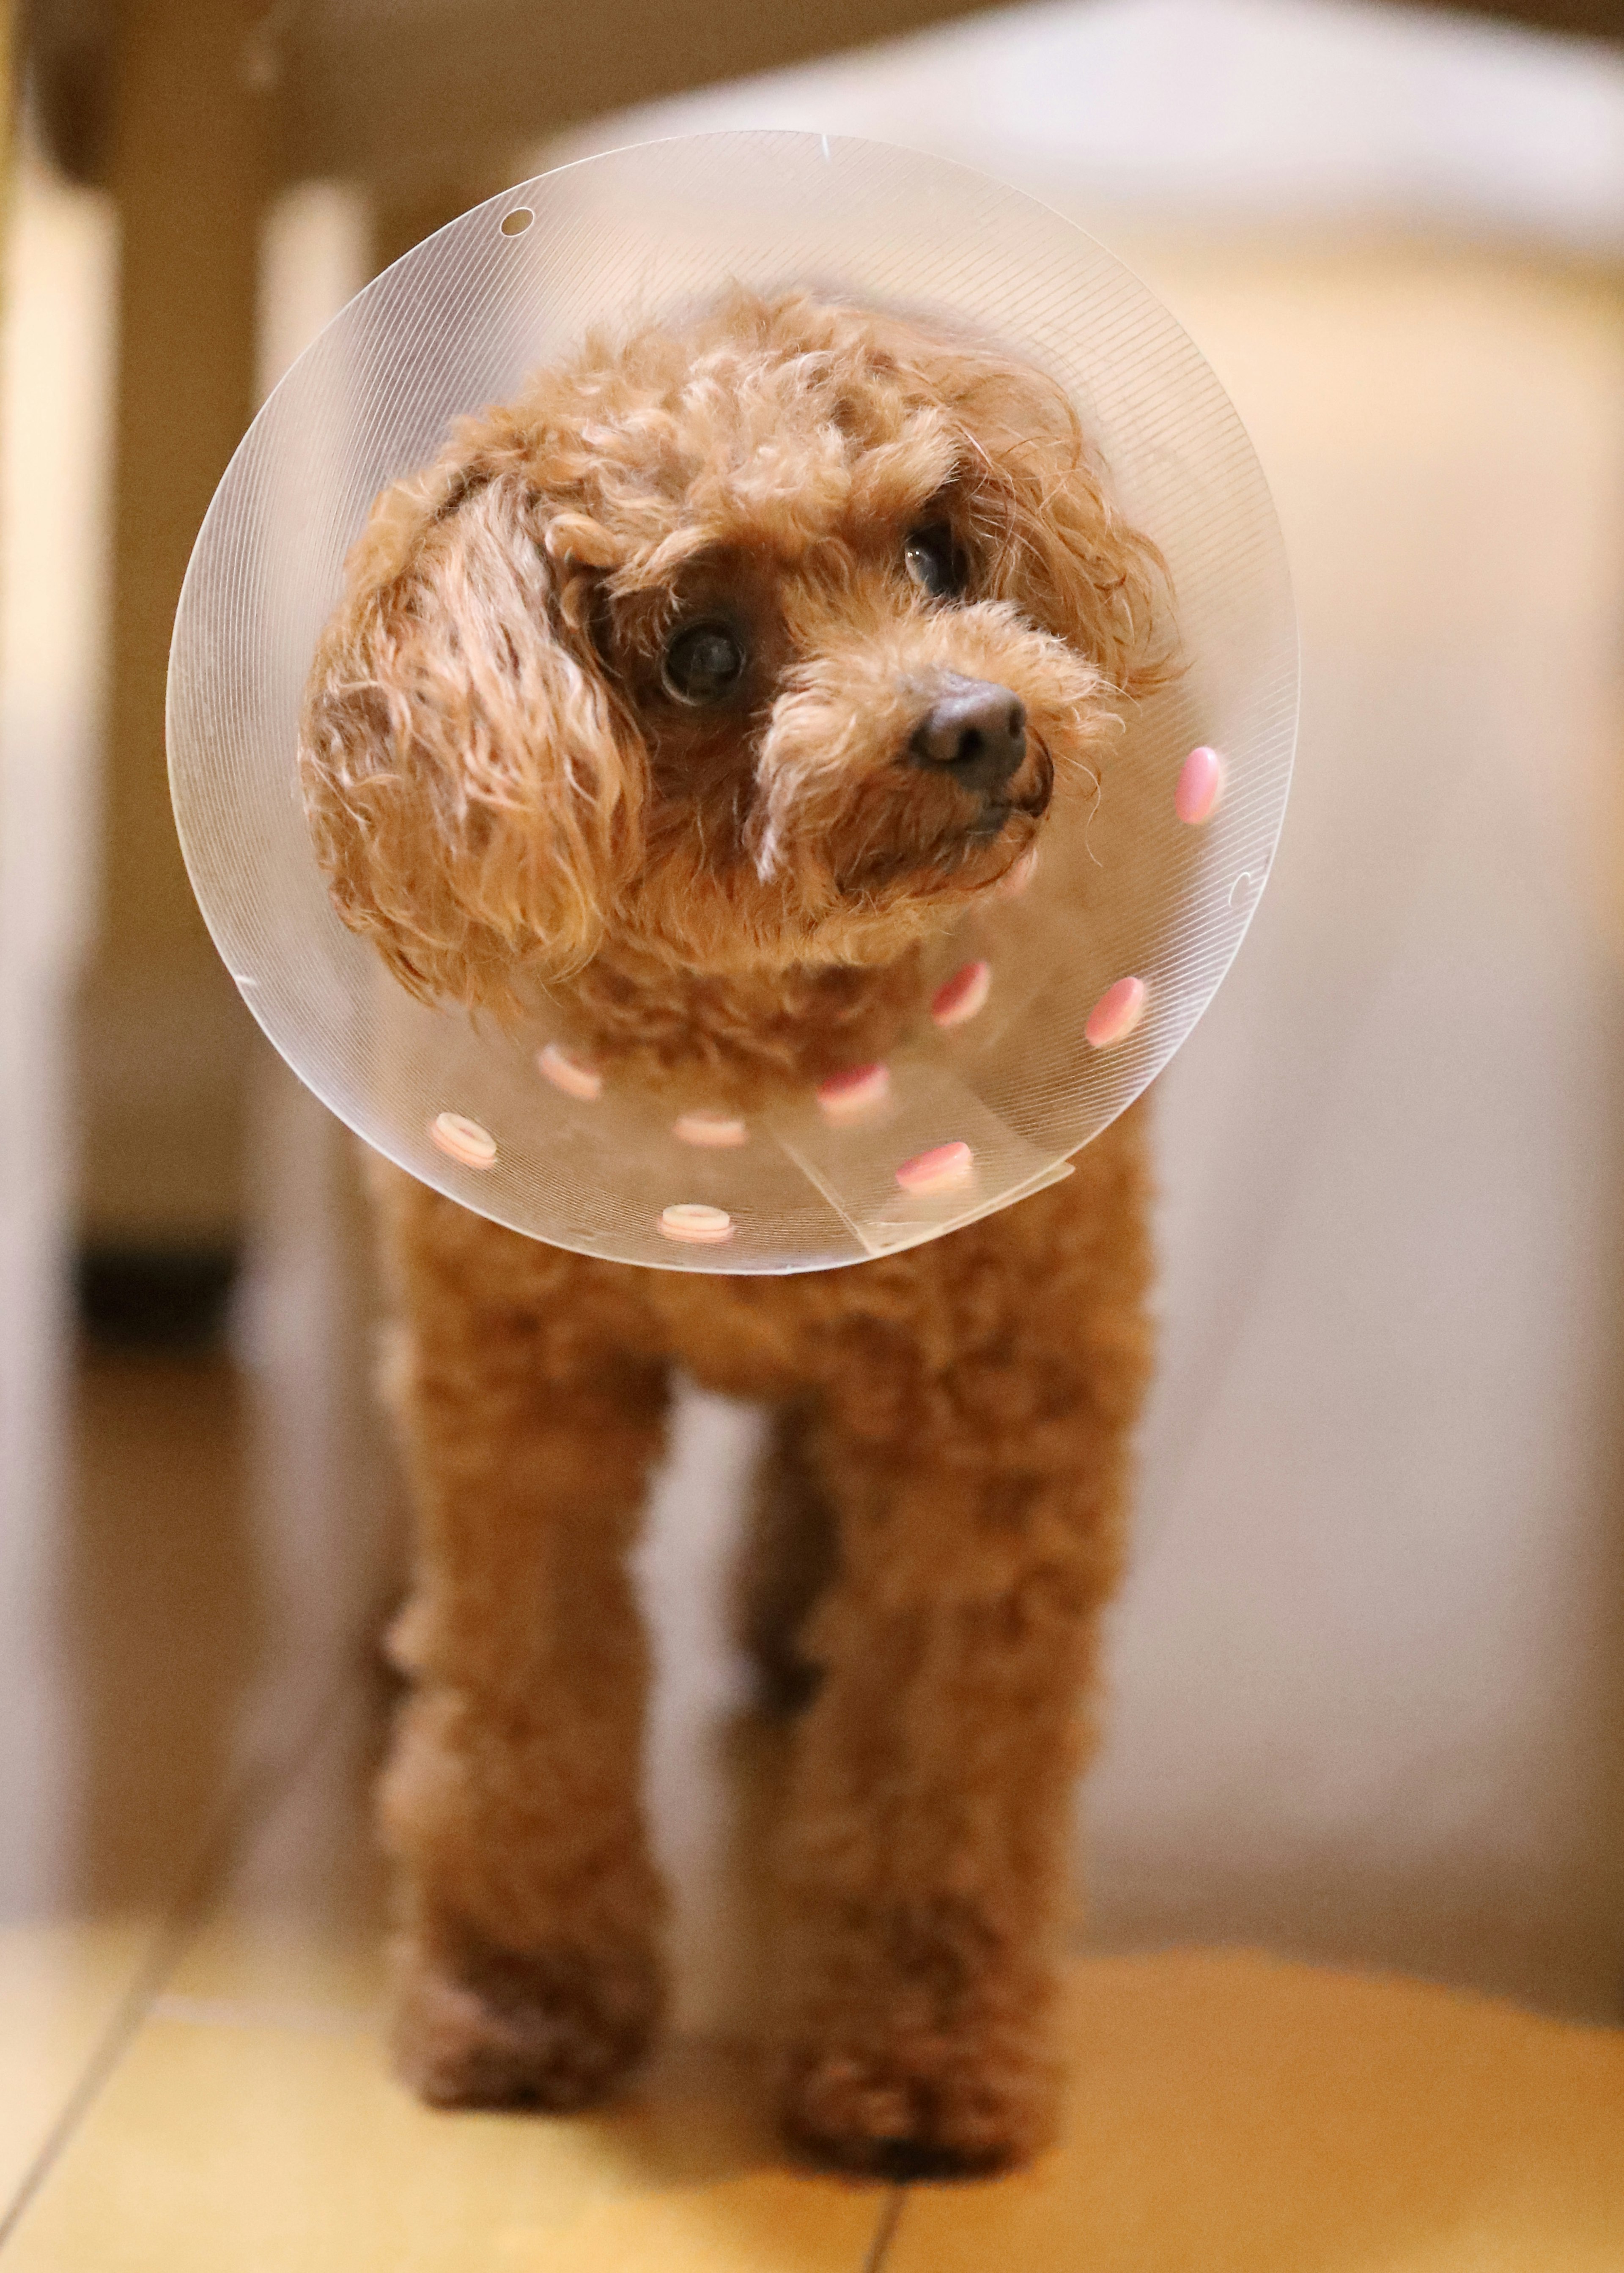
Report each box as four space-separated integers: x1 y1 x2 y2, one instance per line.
301 290 1163 2174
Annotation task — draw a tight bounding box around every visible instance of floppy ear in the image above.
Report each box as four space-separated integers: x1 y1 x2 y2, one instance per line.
299 442 643 1015
934 351 1171 701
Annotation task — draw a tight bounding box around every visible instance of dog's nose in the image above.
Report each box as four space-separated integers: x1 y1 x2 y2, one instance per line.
909 677 1027 797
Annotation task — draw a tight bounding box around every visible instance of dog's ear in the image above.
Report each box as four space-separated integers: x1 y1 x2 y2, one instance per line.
938 354 1171 701
299 442 642 1014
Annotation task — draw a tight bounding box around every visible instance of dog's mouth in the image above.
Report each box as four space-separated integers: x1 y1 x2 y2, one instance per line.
830 740 1054 897
966 745 1056 841
927 735 1056 861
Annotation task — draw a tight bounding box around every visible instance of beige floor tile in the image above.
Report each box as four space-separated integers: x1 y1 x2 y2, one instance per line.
0 1918 159 2224
0 1629 890 2271
886 1950 1624 2273
2 1694 889 2272
1 2016 888 2273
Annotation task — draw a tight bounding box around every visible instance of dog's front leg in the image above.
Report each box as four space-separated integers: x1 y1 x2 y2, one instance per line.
776 1436 1127 2176
376 1184 670 2110
777 1166 1151 2176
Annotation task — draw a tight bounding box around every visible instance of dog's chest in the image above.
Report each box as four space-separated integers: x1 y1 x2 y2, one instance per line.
645 1268 845 1402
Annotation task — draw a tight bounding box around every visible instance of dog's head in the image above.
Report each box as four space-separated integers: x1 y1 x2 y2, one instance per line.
300 291 1167 1016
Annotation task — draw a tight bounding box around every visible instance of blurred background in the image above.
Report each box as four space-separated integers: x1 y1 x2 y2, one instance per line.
3 0 1623 2204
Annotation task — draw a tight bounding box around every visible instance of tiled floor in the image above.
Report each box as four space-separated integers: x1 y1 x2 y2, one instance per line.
5 1352 1624 2270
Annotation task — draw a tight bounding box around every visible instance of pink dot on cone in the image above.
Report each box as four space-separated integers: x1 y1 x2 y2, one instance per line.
1175 745 1223 825
537 1044 602 1100
817 1062 890 1122
430 1112 497 1168
1085 976 1147 1050
896 1141 975 1196
673 1111 749 1149
931 960 992 1029
659 1203 734 1245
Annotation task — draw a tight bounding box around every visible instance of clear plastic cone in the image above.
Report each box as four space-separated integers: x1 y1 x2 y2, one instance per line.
168 132 1296 1273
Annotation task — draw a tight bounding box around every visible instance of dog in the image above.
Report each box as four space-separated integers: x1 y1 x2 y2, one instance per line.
299 288 1166 2176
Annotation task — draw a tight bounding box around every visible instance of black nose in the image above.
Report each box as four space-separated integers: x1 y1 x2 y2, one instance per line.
909 677 1027 797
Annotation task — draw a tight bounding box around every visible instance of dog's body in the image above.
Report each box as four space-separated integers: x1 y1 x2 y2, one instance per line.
302 291 1165 2174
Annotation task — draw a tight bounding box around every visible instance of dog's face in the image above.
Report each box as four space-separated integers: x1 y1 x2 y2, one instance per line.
301 293 1164 1015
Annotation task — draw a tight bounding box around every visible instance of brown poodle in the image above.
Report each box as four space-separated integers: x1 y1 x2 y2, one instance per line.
300 290 1166 2176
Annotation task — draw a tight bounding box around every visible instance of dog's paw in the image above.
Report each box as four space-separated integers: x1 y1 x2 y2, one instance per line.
779 2031 1060 2178
392 1931 662 2111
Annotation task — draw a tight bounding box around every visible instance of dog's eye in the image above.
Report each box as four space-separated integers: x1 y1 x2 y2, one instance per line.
904 524 963 601
663 621 747 704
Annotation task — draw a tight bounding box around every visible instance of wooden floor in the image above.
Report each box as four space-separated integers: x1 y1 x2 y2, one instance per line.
3 1349 1624 2271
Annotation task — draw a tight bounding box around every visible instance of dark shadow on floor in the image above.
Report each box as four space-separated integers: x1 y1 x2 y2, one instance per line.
60 1346 269 1909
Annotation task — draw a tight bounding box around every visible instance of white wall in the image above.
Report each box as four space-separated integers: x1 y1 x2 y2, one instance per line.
1085 248 1624 2015
538 0 1624 258
0 147 118 1914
